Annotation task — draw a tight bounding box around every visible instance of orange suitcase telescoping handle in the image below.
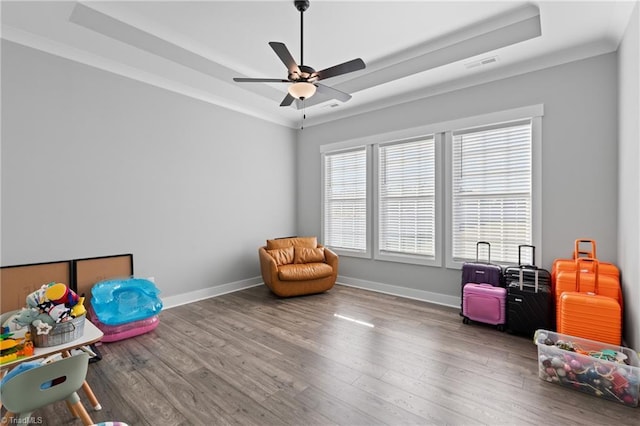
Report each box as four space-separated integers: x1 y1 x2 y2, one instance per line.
575 257 599 293
573 239 596 259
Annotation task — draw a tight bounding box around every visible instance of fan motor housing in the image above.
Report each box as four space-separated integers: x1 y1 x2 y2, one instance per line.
294 1 310 13
290 65 317 82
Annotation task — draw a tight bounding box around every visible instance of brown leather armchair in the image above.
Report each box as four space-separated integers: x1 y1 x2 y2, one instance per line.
259 236 338 297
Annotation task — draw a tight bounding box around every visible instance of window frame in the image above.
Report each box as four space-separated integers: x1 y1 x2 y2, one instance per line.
319 104 543 269
320 146 372 259
373 134 443 267
445 113 542 269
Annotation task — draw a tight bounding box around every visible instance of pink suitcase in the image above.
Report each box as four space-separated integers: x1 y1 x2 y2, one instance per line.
462 283 507 331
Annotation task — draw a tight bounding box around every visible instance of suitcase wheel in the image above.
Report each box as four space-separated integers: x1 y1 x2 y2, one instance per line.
497 324 505 332
462 317 470 325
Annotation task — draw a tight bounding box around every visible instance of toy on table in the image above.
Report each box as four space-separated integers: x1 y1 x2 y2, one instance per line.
0 283 87 354
0 330 34 364
22 283 86 334
71 297 87 317
2 308 55 334
25 282 84 319
0 334 19 363
21 332 34 356
45 282 80 307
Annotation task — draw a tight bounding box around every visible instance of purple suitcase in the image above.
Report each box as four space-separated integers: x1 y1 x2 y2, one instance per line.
460 242 504 315
462 283 507 331
461 242 503 287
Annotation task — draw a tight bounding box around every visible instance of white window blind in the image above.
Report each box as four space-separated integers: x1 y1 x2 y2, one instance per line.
451 120 532 264
378 137 435 257
323 148 367 252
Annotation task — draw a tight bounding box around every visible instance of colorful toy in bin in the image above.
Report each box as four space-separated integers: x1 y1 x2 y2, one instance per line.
2 308 55 334
45 282 80 306
91 278 162 326
25 282 84 323
19 283 87 347
26 283 52 309
71 297 87 317
534 329 640 407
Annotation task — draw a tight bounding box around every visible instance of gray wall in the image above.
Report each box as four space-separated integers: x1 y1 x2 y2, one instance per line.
2 19 637 348
1 41 297 301
618 3 639 350
297 53 619 303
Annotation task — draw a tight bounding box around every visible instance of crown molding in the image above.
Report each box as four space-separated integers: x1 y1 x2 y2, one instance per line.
1 24 299 129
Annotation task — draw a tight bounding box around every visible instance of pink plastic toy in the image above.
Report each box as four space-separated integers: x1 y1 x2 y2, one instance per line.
88 306 159 343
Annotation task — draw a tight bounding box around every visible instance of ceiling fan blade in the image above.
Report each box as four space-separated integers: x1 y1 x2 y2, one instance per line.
269 42 301 74
280 93 295 107
315 83 352 103
315 58 366 81
233 78 290 83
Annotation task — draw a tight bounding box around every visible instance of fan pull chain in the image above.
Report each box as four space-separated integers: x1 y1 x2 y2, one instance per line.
301 100 306 130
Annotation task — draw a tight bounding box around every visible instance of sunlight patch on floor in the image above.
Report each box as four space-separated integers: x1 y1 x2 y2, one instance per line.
334 313 375 328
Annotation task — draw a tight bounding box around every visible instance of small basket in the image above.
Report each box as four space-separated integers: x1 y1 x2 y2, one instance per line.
30 315 86 347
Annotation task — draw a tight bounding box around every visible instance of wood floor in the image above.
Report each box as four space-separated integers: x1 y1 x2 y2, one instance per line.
13 284 639 425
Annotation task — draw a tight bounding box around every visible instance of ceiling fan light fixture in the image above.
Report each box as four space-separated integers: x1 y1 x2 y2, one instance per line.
233 0 365 108
288 81 316 100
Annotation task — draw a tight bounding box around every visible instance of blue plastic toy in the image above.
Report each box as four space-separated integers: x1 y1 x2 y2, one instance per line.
91 278 163 326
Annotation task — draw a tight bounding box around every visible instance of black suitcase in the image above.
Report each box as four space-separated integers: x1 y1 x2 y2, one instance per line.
460 241 503 314
507 265 552 336
504 245 551 287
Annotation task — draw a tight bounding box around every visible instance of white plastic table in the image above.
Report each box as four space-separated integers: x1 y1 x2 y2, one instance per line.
0 320 104 422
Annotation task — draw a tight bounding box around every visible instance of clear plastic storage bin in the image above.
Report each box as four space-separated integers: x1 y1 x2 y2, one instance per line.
534 329 639 407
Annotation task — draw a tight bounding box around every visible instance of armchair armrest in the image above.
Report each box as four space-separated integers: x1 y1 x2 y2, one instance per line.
258 247 279 286
323 246 339 272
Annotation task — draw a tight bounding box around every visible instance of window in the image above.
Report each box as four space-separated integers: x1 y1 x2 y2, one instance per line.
377 137 438 264
321 105 542 268
450 120 532 264
322 147 368 255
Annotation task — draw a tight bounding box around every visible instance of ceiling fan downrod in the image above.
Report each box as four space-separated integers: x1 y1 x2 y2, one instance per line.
295 0 310 66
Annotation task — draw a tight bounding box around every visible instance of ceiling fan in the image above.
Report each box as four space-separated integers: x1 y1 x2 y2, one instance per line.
233 0 366 107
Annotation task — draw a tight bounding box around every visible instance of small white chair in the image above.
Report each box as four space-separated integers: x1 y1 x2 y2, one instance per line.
0 353 94 425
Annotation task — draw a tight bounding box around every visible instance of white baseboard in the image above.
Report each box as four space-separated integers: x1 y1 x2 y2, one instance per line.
162 276 263 309
336 275 460 309
161 274 459 311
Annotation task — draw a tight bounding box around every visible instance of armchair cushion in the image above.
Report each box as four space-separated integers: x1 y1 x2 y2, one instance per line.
294 247 325 264
278 263 333 281
267 247 294 265
266 236 317 250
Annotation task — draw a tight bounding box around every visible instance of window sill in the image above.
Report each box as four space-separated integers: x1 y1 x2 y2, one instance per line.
375 252 441 267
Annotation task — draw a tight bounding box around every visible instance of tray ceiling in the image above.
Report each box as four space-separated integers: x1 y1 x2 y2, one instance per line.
1 1 636 128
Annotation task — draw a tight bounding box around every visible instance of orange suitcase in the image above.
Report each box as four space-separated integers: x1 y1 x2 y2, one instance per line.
554 258 623 310
558 292 622 345
556 259 622 344
551 239 619 286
